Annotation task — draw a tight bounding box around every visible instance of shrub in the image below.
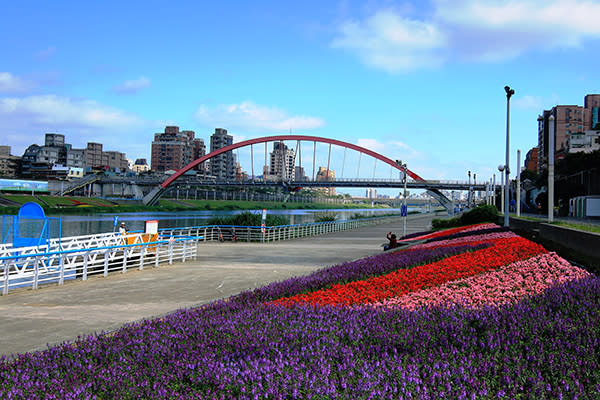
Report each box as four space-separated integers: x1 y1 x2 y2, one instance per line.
314 212 337 222
432 204 499 229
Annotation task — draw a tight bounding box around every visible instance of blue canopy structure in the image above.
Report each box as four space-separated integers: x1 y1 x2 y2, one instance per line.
1 202 61 248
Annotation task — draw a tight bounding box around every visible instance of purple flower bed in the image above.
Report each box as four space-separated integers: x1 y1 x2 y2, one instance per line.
1 276 600 399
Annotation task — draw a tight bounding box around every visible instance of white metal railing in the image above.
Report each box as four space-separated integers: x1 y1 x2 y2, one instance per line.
160 214 407 243
0 214 412 295
1 232 200 295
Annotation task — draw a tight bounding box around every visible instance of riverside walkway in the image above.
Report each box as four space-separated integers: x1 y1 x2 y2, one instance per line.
0 212 440 357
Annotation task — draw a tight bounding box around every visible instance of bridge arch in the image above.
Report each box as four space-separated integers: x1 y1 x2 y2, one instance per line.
144 135 451 209
161 135 425 189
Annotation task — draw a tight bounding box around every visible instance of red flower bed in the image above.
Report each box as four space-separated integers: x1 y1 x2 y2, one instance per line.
272 236 547 307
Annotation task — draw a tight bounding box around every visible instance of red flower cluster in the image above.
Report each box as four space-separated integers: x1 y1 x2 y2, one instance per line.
272 236 547 307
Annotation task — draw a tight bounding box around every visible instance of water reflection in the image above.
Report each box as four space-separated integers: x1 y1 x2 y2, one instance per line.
57 208 416 238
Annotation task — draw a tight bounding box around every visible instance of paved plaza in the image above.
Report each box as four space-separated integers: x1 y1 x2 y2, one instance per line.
0 213 440 357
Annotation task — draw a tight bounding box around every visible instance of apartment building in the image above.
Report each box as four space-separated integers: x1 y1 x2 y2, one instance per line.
537 94 600 173
209 128 235 180
151 126 206 173
269 142 296 180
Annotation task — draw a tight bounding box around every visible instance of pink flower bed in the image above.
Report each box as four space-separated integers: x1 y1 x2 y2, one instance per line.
376 252 591 310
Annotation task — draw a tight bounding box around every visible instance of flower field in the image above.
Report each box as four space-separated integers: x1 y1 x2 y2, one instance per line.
1 223 600 399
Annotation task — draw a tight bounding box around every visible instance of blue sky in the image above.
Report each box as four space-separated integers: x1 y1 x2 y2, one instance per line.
1 0 600 195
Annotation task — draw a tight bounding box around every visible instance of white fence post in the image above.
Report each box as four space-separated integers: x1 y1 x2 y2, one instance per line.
83 252 89 281
59 254 65 285
122 248 128 273
3 261 9 295
33 258 39 290
103 250 109 277
139 246 145 270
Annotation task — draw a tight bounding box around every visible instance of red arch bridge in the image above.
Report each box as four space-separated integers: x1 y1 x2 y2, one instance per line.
143 135 487 210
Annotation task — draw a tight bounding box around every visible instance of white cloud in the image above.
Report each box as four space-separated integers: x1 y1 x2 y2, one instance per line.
331 10 445 72
0 95 143 127
332 0 600 71
112 76 151 95
195 101 325 132
0 94 154 156
0 72 35 93
356 138 421 159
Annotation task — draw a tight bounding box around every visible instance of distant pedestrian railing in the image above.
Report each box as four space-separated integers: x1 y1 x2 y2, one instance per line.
160 214 407 243
1 232 200 295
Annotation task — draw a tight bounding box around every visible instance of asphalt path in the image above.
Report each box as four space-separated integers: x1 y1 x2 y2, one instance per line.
0 212 441 357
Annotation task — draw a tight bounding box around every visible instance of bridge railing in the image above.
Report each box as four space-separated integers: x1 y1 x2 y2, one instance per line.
1 232 200 295
159 214 408 243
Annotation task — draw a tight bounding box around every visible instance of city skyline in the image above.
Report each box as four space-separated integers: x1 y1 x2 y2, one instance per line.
2 1 600 193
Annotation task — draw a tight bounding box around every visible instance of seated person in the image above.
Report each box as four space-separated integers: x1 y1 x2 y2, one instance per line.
384 232 398 251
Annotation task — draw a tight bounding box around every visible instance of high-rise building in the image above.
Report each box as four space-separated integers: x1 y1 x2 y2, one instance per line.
537 94 600 173
524 147 538 172
209 128 235 180
151 126 199 172
192 138 206 174
584 94 600 130
269 142 295 180
316 166 336 195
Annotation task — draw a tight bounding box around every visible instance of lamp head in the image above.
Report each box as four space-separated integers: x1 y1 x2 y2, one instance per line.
504 85 515 98
498 165 505 172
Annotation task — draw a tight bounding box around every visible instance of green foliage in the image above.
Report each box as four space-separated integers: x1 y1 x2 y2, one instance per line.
206 211 289 226
556 149 600 176
314 212 337 222
432 204 499 229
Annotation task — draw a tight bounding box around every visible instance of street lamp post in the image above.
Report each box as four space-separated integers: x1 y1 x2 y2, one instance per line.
516 149 521 217
503 85 515 227
473 173 477 206
499 166 505 215
548 115 555 222
467 170 471 208
493 174 496 207
397 160 408 236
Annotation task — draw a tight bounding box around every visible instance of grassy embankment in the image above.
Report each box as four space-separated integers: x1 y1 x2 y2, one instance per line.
0 194 385 215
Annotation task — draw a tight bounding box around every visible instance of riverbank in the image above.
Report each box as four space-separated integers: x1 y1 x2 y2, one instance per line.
0 194 387 215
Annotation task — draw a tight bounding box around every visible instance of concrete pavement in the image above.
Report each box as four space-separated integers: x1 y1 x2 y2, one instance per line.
0 212 440 357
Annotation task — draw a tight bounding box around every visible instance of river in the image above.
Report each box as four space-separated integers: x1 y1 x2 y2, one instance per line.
43 207 421 238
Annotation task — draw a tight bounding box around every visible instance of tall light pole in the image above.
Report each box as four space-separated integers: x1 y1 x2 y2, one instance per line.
493 174 496 207
467 170 471 208
516 149 521 217
503 85 514 227
396 160 408 236
473 173 477 206
548 114 555 222
499 166 505 214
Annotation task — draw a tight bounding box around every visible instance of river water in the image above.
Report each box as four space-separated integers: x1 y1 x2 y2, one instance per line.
47 208 418 238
